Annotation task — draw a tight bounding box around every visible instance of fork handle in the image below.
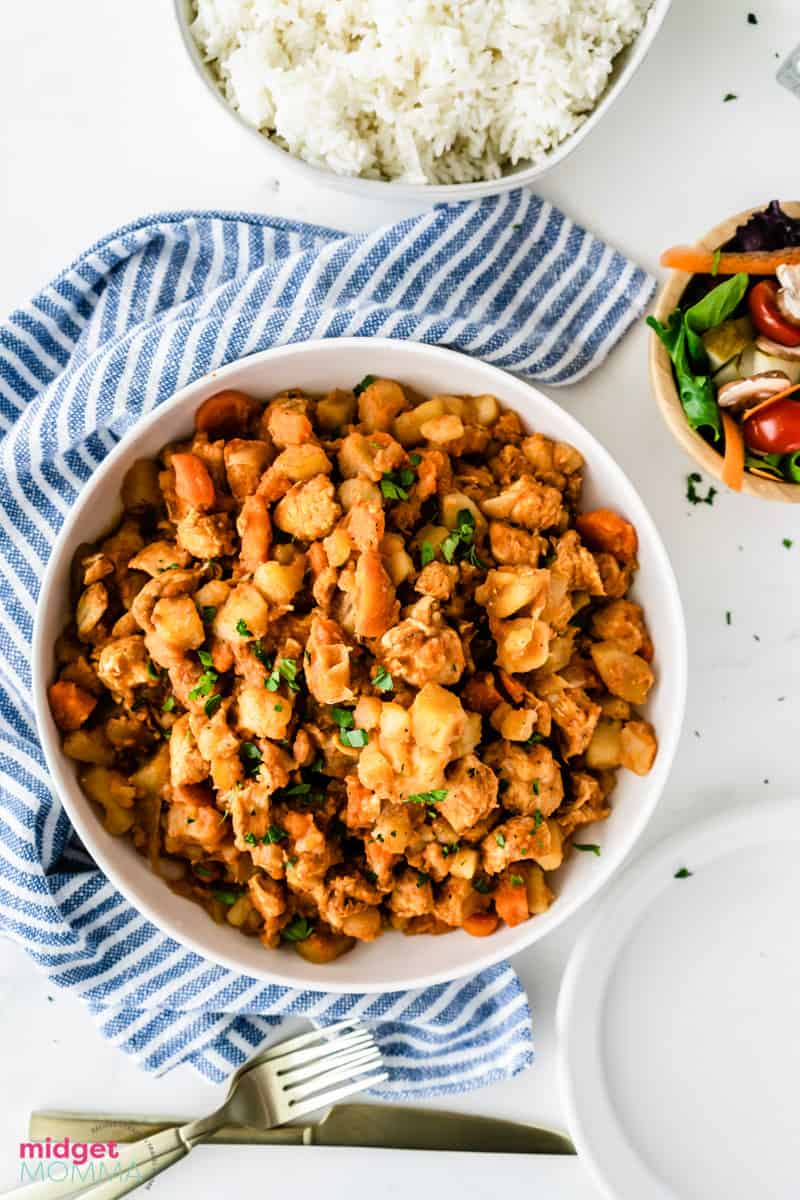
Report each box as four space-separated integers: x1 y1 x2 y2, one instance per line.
2 1127 188 1200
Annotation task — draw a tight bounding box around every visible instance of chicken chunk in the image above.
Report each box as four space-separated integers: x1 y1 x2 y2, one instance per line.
415 561 458 600
96 635 152 704
176 511 236 560
305 614 354 705
379 596 464 689
551 530 604 596
164 784 227 854
169 713 210 787
388 868 434 918
437 754 498 835
274 475 340 542
591 600 651 658
128 541 191 577
480 814 558 875
434 876 485 927
488 521 545 566
483 741 563 817
481 476 563 533
224 439 273 499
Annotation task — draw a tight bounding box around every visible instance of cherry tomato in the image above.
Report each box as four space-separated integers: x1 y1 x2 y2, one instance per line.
743 398 800 454
748 280 800 348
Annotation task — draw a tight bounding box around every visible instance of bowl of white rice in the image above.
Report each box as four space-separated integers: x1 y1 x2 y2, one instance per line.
175 0 671 199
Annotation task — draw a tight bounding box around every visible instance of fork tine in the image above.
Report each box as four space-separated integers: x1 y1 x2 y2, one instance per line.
281 1050 384 1101
286 1072 390 1121
281 1044 383 1088
272 1028 375 1072
252 1018 364 1064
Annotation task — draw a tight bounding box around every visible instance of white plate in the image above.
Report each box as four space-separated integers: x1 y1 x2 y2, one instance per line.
33 337 686 993
557 800 800 1200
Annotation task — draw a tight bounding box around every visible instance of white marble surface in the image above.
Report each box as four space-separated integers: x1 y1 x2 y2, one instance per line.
1 1 798 1195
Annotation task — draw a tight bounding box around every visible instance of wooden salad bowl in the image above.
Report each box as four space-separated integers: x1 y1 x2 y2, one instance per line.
649 201 800 503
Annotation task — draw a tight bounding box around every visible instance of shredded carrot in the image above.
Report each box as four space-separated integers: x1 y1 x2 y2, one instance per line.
742 379 800 421
721 412 744 491
660 245 800 276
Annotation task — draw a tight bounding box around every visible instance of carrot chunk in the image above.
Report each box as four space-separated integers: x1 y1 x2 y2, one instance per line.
494 877 530 928
660 245 800 276
171 453 215 510
48 681 97 731
463 912 500 938
575 509 638 563
195 390 260 438
721 412 744 492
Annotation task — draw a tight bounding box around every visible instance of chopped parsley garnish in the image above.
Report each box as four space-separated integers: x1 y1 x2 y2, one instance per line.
495 832 506 847
240 742 262 777
473 878 492 894
353 374 376 398
532 779 540 796
534 809 543 829
380 466 416 502
146 660 160 680
213 889 240 906
236 618 253 637
509 874 524 886
573 843 601 856
194 865 213 878
252 641 272 668
198 649 214 668
523 733 545 747
372 665 394 692
161 695 176 713
331 705 369 748
274 702 284 712
201 605 216 623
282 916 314 942
415 871 430 889
783 538 793 549
410 453 422 466
186 817 195 825
406 789 448 805
266 656 301 693
263 824 287 844
420 540 435 568
439 508 486 568
686 473 717 506
674 867 693 879
204 694 222 718
243 832 257 846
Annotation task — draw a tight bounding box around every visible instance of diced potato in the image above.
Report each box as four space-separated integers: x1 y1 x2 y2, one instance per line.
534 819 564 872
619 720 657 776
420 414 464 444
76 582 108 640
294 932 355 964
80 765 136 835
438 394 467 417
409 683 466 755
449 847 479 880
341 907 382 940
393 397 446 446
317 389 357 432
272 444 332 482
490 703 537 743
130 744 171 797
237 686 293 740
585 718 623 770
354 695 382 730
381 532 414 585
590 641 654 705
152 595 205 651
598 695 631 720
253 556 306 606
216 583 270 642
122 459 162 512
441 492 486 531
475 566 548 620
469 394 500 426
226 894 254 928
324 525 352 568
339 477 382 512
494 618 550 674
526 865 554 915
63 728 115 766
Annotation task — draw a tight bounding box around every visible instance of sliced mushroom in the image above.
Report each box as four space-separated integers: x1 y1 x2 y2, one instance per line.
754 335 800 363
776 264 800 327
716 371 791 413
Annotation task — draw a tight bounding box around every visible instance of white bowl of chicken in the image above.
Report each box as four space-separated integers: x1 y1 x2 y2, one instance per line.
33 338 686 993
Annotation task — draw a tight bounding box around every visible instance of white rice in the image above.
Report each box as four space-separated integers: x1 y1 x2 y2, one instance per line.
191 0 652 185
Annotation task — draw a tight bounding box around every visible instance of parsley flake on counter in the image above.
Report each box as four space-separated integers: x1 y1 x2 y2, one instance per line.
723 93 738 102
686 473 717 506
674 867 693 879
573 843 601 856
282 916 314 942
725 611 732 625
747 11 758 23
372 665 394 692
783 538 793 549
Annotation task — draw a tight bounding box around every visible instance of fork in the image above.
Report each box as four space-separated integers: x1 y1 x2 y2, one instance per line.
6 1020 387 1200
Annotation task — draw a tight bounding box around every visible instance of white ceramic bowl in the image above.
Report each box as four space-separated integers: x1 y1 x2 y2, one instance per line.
33 339 686 993
174 0 673 202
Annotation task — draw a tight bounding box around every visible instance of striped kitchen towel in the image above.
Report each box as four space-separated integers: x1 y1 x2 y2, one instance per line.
0 191 653 1093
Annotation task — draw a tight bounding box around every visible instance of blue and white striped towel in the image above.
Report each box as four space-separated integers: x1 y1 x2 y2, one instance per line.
0 191 653 1094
